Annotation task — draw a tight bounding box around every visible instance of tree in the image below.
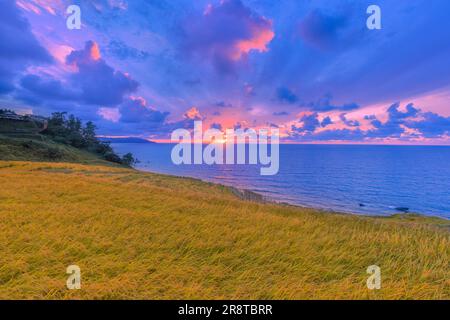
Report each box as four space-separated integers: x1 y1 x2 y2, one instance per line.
66 115 84 148
121 153 138 167
83 121 97 146
41 112 135 166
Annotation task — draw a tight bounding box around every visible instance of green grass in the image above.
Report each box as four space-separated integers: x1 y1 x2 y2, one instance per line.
0 134 117 166
0 119 40 133
0 161 448 300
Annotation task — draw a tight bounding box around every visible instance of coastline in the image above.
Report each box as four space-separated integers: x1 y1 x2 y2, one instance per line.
111 142 450 220
131 164 450 222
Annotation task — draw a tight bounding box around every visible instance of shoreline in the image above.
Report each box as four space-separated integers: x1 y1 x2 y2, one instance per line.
110 142 450 220
133 164 450 221
1 158 448 223
130 165 450 222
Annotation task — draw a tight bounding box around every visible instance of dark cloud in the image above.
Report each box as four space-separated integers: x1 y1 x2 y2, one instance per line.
321 116 333 127
300 113 321 132
273 111 290 116
364 115 377 121
16 41 140 111
292 112 336 135
306 94 359 112
107 40 150 61
388 103 420 120
365 103 420 138
298 9 348 50
19 74 78 101
119 97 169 124
153 107 207 134
0 1 52 63
233 121 249 130
292 113 321 133
339 113 360 127
288 102 450 142
97 104 211 137
276 87 298 104
290 122 364 142
0 0 52 94
307 128 364 141
215 101 233 108
407 112 450 138
298 103 450 141
210 123 223 130
66 41 139 106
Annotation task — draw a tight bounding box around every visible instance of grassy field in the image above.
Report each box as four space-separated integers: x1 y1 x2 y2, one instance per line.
0 134 118 166
0 161 448 300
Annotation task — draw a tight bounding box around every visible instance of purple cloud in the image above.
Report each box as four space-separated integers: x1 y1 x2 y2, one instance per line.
276 87 298 104
306 94 359 112
0 0 52 94
407 112 450 138
292 113 321 133
321 116 333 127
182 0 274 72
66 41 139 106
339 113 360 127
210 123 223 130
366 103 420 138
273 111 290 116
299 9 348 50
16 41 140 114
289 102 450 141
119 97 169 124
19 74 78 101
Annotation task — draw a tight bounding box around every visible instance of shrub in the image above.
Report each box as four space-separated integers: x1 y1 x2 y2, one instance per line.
103 151 122 164
21 141 33 149
44 146 63 160
121 153 138 167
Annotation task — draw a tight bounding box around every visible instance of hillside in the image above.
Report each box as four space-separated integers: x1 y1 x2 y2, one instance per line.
0 110 134 166
0 161 448 299
0 134 118 166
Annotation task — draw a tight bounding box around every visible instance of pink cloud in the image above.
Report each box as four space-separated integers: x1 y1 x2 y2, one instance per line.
183 107 203 120
66 41 102 68
17 0 64 16
98 107 120 123
16 1 41 14
184 0 274 71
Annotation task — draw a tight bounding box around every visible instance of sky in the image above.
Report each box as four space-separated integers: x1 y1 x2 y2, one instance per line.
1 0 450 144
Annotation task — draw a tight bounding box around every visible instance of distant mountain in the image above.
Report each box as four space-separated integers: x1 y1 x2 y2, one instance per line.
99 137 156 144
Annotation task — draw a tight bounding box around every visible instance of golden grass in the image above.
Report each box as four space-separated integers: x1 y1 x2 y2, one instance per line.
0 161 448 300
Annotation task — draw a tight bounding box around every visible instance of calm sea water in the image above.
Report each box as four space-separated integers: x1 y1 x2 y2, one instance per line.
112 143 450 219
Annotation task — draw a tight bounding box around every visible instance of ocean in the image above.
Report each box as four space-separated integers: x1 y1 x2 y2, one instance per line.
112 143 450 219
